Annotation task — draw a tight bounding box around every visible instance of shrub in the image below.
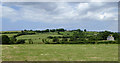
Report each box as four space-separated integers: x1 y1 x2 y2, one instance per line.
53 38 59 42
16 39 25 44
2 35 10 44
69 37 76 41
47 36 53 39
62 38 68 41
9 37 17 44
42 39 45 43
28 39 33 44
97 40 117 44
0 36 1 44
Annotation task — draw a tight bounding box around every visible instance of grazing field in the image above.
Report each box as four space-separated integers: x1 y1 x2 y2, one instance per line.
1 34 17 37
2 44 118 61
16 32 63 44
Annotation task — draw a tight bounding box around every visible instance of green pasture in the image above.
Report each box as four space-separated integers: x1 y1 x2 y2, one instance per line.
2 44 118 61
16 32 63 44
1 34 17 37
60 31 74 36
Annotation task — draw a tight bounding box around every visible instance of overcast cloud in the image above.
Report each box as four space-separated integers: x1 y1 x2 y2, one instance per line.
1 2 118 32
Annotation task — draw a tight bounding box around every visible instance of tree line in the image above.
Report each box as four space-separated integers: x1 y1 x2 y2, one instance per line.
42 31 119 44
1 28 120 44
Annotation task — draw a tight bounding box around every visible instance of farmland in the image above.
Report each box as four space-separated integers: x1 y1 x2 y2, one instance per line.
2 44 118 61
1 34 17 37
1 29 119 61
1 2 119 62
16 32 62 44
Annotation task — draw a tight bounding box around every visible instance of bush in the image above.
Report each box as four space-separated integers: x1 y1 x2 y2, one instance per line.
69 37 76 41
42 39 50 44
0 36 1 44
9 37 17 44
53 38 59 42
2 35 10 44
28 39 33 44
16 39 25 44
62 38 68 41
97 40 117 44
47 36 53 39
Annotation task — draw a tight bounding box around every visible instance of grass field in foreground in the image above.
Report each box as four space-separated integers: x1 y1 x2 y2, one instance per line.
2 44 118 61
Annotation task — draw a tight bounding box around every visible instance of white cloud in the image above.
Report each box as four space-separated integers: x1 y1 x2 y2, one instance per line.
2 5 21 22
0 3 2 18
2 0 120 2
2 2 118 24
0 3 2 31
77 3 89 11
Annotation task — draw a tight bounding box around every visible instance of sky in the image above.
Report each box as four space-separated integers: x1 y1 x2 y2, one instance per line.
1 2 118 32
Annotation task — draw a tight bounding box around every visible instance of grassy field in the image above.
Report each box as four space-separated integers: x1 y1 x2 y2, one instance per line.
1 34 17 37
16 32 63 44
0 31 102 44
2 44 118 61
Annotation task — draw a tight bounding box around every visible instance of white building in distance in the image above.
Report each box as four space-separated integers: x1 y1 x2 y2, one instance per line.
107 35 114 41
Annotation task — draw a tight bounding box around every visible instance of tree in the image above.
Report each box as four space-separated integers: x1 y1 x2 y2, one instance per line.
98 31 113 40
84 29 87 32
30 30 33 31
113 32 120 40
35 30 41 33
50 29 56 32
42 39 45 43
62 38 68 41
77 29 83 32
58 32 61 34
24 29 27 31
69 37 76 41
56 28 65 32
73 32 85 38
47 36 53 39
2 35 10 44
44 29 49 32
53 37 59 42
0 36 2 44
21 30 24 33
42 39 50 44
88 36 97 41
9 37 17 44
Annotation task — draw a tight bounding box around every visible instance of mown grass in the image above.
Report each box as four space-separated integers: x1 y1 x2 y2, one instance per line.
2 44 118 61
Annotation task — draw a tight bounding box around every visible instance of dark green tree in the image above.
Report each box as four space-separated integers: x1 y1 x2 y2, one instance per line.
56 28 65 32
98 31 113 40
62 38 68 41
0 36 2 44
30 30 33 31
84 29 87 32
50 29 56 32
44 29 49 32
58 32 61 34
9 37 17 44
113 32 120 40
69 37 76 41
73 32 85 38
77 29 83 32
24 29 27 31
21 30 24 33
2 35 10 44
53 37 59 42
